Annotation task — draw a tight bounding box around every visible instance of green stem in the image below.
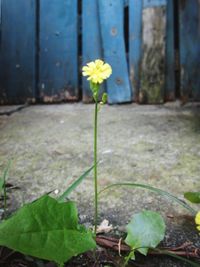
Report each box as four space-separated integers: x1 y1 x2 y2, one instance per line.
2 160 11 215
154 249 200 267
94 99 98 234
123 250 135 267
3 183 7 213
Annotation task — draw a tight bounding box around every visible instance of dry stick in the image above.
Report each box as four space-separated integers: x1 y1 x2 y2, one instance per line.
96 236 200 259
2 249 16 261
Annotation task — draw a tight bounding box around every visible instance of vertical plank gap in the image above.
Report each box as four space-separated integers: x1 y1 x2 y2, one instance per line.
124 3 129 56
173 0 180 99
0 0 2 45
78 0 82 100
35 0 40 102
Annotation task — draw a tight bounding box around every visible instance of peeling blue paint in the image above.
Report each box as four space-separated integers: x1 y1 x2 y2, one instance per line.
39 0 78 102
0 0 199 104
99 0 132 104
0 0 36 104
82 0 104 102
179 0 200 100
143 0 167 8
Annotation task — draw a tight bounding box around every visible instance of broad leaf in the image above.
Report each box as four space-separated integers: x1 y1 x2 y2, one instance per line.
58 165 94 202
125 210 166 256
0 195 96 264
184 192 200 204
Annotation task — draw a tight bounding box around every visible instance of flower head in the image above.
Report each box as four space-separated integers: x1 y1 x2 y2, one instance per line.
195 212 200 232
82 59 112 84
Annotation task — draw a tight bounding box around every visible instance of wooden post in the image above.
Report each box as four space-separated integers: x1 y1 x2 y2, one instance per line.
179 0 200 101
82 0 104 103
39 0 78 103
0 0 36 104
99 0 132 104
140 0 167 104
129 0 143 102
165 0 175 101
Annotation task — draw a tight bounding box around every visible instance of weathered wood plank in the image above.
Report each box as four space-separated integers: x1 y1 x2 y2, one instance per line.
39 0 78 103
0 0 36 104
99 0 132 104
82 0 104 103
140 1 167 103
0 0 1 24
143 0 166 8
129 0 143 101
179 0 200 101
165 0 175 101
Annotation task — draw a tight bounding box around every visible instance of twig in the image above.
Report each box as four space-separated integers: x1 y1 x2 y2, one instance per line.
96 235 129 252
118 237 122 256
96 235 200 259
162 241 193 251
2 249 16 260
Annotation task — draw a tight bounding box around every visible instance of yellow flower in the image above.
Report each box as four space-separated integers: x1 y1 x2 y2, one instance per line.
82 59 112 84
195 212 200 231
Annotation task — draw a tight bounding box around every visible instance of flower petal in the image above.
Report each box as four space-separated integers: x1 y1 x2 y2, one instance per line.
195 212 200 225
82 59 112 84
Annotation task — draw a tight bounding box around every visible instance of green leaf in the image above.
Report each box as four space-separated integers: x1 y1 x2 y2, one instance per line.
155 249 200 267
184 192 200 204
0 161 11 193
125 210 166 256
58 165 94 202
101 93 107 104
0 178 4 193
99 183 196 215
0 195 96 264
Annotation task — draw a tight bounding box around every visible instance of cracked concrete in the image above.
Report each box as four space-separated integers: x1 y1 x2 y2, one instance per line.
0 102 200 266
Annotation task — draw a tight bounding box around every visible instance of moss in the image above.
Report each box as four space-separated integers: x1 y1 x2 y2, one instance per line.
140 80 164 104
133 141 155 152
171 154 200 177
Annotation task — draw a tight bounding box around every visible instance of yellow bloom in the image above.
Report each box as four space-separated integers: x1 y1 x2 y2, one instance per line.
82 59 112 84
195 211 200 232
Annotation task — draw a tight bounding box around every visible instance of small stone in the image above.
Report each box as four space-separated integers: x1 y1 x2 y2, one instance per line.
54 189 59 195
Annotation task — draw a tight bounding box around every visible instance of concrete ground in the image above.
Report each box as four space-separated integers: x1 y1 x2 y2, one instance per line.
0 102 200 266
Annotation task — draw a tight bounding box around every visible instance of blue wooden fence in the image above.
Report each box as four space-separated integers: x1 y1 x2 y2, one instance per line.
179 0 200 101
0 0 36 104
0 0 199 104
39 0 79 102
